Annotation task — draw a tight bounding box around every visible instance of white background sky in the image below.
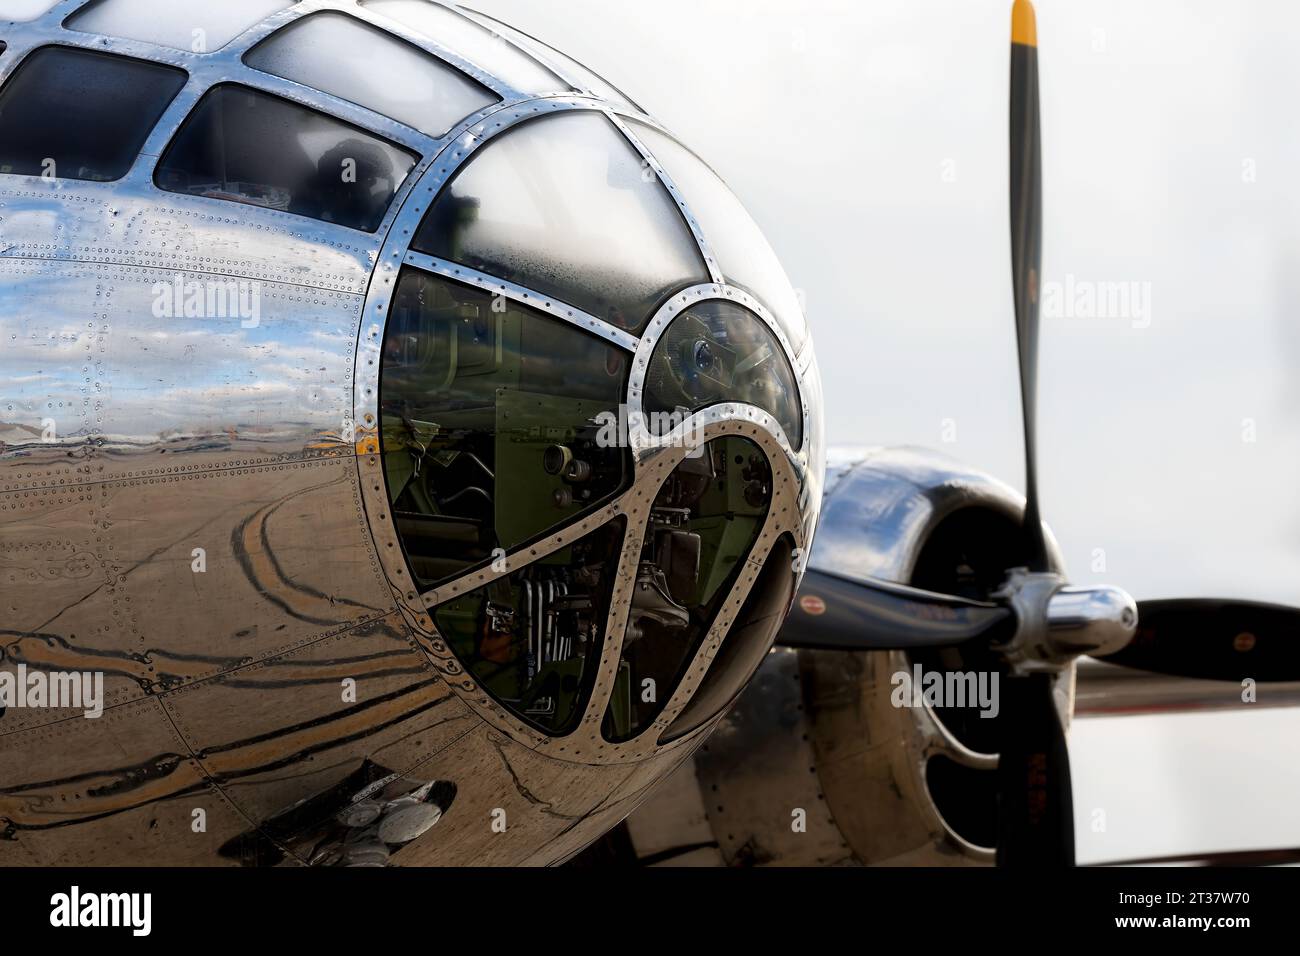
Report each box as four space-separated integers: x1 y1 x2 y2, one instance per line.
476 0 1300 863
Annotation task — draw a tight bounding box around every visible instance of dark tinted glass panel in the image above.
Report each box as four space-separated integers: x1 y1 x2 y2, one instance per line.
603 436 771 742
381 268 631 587
413 111 708 333
0 47 186 182
660 535 796 743
155 84 419 232
434 518 625 735
644 300 802 448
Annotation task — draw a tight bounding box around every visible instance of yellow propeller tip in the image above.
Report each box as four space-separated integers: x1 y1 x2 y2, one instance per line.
1012 0 1038 48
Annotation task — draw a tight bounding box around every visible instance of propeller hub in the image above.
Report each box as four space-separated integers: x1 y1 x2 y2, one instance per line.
1046 585 1138 660
992 570 1137 673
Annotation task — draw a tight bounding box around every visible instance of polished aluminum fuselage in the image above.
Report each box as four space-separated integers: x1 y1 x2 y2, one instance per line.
0 1 823 866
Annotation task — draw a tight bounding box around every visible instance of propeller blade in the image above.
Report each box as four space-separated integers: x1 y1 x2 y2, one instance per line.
1010 0 1049 573
778 568 1015 651
992 3 1079 868
996 671 1075 866
1096 599 1300 682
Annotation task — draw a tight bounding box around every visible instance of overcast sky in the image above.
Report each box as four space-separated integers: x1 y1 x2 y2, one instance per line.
474 0 1300 863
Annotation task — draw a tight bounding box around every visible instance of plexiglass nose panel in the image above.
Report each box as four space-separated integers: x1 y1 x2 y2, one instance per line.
458 7 641 111
412 111 709 333
3 0 72 23
602 436 772 742
244 11 499 137
380 267 631 588
64 0 295 53
360 0 568 96
434 518 626 735
660 534 797 744
643 300 803 449
629 120 810 355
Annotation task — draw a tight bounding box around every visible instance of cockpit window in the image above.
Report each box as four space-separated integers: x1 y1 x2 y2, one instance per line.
245 11 499 138
435 518 625 736
155 84 419 232
643 299 803 449
412 111 708 334
602 435 772 742
64 0 295 53
380 267 631 589
359 0 569 96
0 47 186 182
629 120 810 355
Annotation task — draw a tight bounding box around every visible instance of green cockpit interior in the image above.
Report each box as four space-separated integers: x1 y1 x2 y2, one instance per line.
381 267 631 589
